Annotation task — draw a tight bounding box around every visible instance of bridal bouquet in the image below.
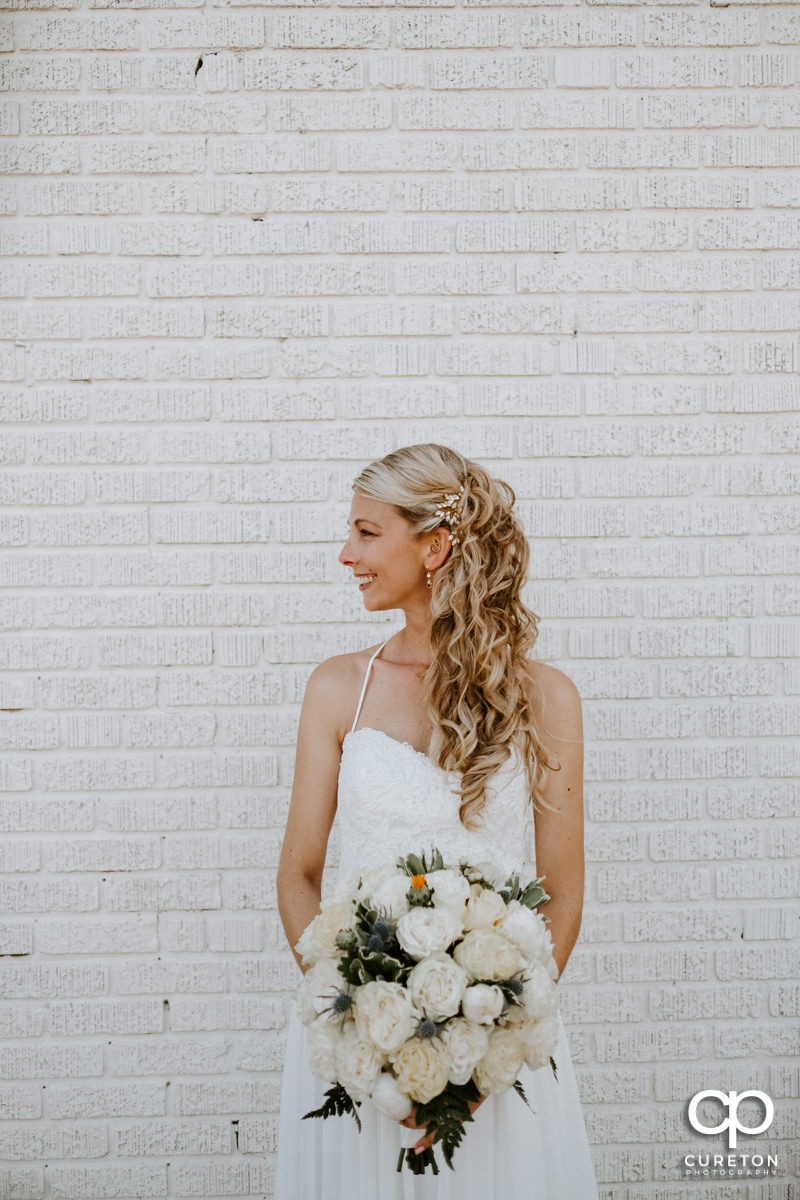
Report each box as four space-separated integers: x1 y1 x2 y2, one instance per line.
294 848 559 1175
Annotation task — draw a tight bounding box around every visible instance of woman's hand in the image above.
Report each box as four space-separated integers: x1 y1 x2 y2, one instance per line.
399 1094 487 1154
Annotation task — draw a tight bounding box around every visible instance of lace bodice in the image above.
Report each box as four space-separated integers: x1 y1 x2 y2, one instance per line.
330 640 536 889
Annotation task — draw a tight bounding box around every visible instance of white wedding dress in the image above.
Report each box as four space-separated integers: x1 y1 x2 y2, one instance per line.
275 640 599 1199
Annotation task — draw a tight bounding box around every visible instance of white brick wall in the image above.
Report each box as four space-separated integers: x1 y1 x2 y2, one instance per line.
1 1 799 1196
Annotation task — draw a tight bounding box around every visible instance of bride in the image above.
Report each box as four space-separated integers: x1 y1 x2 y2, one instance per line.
275 443 598 1198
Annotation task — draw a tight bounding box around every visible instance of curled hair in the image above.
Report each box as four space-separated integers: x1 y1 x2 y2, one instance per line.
351 443 561 828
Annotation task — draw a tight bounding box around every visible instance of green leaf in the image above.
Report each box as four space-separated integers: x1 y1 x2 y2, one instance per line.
403 1080 481 1173
512 1078 536 1114
406 853 424 876
303 1083 362 1132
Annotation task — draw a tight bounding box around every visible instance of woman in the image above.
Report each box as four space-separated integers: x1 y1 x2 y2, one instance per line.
275 444 598 1198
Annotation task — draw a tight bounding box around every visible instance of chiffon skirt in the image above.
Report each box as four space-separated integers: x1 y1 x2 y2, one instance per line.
274 1006 599 1200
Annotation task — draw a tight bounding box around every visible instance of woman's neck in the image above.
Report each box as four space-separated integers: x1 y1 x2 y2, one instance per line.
392 616 433 668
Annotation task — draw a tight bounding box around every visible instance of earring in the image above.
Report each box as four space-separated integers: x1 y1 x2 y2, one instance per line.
426 570 432 589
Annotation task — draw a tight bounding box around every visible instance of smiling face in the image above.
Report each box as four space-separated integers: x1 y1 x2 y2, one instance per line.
339 492 436 611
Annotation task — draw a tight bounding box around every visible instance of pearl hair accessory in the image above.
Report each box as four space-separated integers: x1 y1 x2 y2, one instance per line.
433 485 465 547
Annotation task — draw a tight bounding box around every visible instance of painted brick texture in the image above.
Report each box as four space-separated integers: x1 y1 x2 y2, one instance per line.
1 1 800 1197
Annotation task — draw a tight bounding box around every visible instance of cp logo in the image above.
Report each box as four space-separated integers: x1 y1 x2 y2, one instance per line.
688 1090 774 1149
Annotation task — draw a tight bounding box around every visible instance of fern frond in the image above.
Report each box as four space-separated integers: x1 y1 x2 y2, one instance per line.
513 1078 536 1113
302 1083 362 1132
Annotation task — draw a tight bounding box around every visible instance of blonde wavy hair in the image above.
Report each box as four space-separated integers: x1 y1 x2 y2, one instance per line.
352 443 561 829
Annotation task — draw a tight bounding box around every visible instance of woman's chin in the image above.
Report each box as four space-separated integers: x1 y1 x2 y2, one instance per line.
361 590 389 612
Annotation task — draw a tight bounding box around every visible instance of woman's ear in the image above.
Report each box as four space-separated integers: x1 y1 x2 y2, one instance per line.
425 527 453 571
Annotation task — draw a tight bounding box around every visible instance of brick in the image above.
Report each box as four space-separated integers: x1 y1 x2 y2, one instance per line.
0 1045 104 1080
0 1125 107 1161
400 15 512 49
16 17 139 52
109 1039 229 1077
521 12 635 48
116 1120 232 1157
147 15 264 51
0 1086 41 1120
39 918 158 956
50 1165 167 1200
48 1084 166 1120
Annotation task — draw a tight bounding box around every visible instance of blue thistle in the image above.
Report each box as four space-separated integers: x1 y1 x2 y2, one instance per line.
418 1017 437 1040
332 991 352 1014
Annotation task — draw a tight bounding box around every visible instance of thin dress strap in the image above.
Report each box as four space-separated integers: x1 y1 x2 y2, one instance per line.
350 639 390 734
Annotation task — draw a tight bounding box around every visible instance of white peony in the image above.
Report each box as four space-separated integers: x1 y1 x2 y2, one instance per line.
296 959 350 1026
460 859 508 888
462 884 508 931
390 1037 451 1105
396 905 462 961
520 963 558 1021
453 929 525 981
440 1017 489 1086
461 982 505 1025
407 954 468 1021
499 900 553 966
295 900 353 967
505 1012 559 1071
473 1027 526 1095
305 1015 342 1082
334 1024 386 1102
354 980 417 1055
425 869 470 916
370 1071 413 1121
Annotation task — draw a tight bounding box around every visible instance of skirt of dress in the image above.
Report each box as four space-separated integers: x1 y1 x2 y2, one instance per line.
274 1007 599 1200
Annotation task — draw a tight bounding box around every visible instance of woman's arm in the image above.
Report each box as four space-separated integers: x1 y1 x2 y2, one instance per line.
276 657 348 975
526 663 586 981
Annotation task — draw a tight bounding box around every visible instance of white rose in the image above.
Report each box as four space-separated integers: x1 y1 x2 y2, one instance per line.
296 959 350 1026
520 964 558 1021
407 954 468 1021
463 885 508 931
330 868 362 903
356 864 399 900
390 1037 451 1105
334 1024 385 1102
366 874 412 921
461 982 504 1025
473 1028 526 1094
357 864 393 891
396 905 462 961
453 929 524 981
505 1012 559 1071
305 1015 342 1082
440 1017 489 1085
425 869 470 916
295 900 353 967
370 1071 413 1121
354 980 417 1055
499 900 553 967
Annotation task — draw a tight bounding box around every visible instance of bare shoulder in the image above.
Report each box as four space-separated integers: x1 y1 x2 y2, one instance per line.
306 641 386 745
524 660 583 741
